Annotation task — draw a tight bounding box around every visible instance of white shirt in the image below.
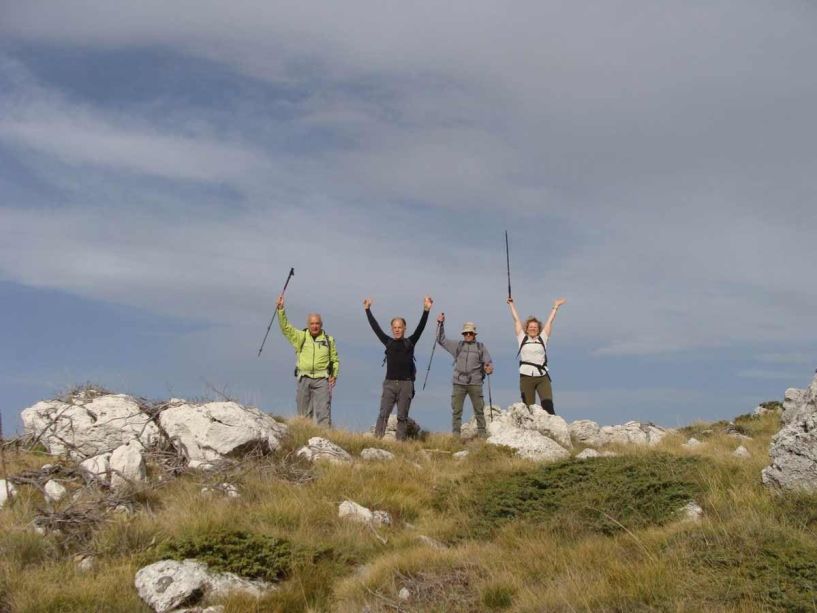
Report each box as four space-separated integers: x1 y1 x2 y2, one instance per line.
516 331 549 376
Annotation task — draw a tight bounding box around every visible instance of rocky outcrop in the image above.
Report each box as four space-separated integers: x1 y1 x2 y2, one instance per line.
368 414 425 440
296 437 352 464
487 426 570 462
360 448 395 461
110 441 147 489
21 392 159 458
569 419 668 448
159 401 288 469
762 374 817 492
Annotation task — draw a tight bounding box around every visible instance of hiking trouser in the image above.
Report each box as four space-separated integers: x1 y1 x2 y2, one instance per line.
520 374 554 415
451 383 486 436
375 379 413 440
296 376 332 427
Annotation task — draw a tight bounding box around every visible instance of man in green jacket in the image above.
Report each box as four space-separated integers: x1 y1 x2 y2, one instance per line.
276 295 340 426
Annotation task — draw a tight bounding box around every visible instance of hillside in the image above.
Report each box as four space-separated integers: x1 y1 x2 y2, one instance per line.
1 391 816 612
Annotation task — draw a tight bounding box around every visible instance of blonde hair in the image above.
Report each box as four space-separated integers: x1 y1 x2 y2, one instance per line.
524 316 542 334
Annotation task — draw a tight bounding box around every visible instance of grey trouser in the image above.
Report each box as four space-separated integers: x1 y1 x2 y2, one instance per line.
375 379 413 441
296 376 332 427
451 383 486 436
520 374 554 415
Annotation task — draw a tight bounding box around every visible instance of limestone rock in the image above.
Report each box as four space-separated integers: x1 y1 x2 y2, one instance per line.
110 441 146 490
44 479 68 503
681 501 704 522
159 401 288 468
367 414 424 440
733 445 751 459
682 437 702 449
569 419 603 447
398 587 411 601
135 559 211 613
601 421 668 447
338 500 392 527
360 448 395 461
452 450 469 460
297 437 352 464
0 480 17 509
21 393 159 458
80 453 112 485
762 374 817 492
487 424 570 462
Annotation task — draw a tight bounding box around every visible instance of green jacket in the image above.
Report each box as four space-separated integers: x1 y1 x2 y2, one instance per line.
278 308 340 378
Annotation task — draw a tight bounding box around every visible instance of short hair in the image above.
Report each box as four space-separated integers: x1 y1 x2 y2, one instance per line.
524 316 542 333
307 313 323 326
390 317 407 327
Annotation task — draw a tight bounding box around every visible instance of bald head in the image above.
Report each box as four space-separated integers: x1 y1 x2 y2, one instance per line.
307 313 323 337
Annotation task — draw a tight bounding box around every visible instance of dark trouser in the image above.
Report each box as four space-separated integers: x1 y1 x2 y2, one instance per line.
520 374 555 415
375 379 414 440
451 383 486 436
296 376 332 426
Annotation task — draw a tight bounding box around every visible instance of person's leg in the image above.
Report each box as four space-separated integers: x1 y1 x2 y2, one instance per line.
467 384 487 436
296 377 312 418
375 380 398 437
451 384 467 436
395 381 413 441
312 378 332 427
520 375 537 406
536 376 555 415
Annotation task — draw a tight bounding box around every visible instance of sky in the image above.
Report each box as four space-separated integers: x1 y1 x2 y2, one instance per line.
1 1 816 434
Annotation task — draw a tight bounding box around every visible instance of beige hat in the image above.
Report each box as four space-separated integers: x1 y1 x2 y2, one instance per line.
461 322 477 335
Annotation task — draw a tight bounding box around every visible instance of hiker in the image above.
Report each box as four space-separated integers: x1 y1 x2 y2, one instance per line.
507 297 566 414
436 313 494 437
364 296 433 440
277 295 340 427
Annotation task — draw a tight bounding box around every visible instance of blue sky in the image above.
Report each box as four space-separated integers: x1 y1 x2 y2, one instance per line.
1 1 815 434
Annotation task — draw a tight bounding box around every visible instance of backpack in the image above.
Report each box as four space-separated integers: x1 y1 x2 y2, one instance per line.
295 329 334 377
516 335 548 376
454 341 486 375
382 338 416 380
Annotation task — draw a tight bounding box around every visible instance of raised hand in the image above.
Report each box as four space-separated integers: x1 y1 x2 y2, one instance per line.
276 295 285 309
363 298 373 309
553 298 567 309
423 296 433 311
437 312 445 324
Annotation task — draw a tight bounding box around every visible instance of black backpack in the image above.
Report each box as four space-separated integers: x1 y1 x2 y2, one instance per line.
295 330 334 377
516 335 548 375
382 338 416 380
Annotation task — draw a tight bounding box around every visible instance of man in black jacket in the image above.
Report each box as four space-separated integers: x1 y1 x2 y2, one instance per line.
363 296 433 440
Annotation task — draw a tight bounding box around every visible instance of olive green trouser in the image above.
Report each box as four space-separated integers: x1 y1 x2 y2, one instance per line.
451 383 486 436
520 374 555 415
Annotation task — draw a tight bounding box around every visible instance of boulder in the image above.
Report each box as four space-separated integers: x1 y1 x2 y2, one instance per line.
569 419 604 447
21 393 159 458
762 374 817 492
681 501 704 522
601 421 668 447
0 480 17 509
360 448 395 461
487 424 570 462
682 437 702 449
80 453 112 485
110 441 146 490
368 414 424 440
44 479 68 503
338 500 392 527
733 445 751 459
159 401 288 469
297 437 352 464
460 405 503 439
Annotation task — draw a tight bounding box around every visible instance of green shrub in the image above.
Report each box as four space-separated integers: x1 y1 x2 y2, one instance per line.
436 454 704 537
156 528 292 582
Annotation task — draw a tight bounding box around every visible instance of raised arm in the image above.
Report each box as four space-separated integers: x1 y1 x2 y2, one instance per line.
542 298 566 338
507 297 523 336
277 295 305 349
363 298 390 345
436 312 458 355
408 296 433 344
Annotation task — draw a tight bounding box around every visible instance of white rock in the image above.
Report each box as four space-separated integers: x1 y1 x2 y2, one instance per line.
372 510 392 527
338 500 391 527
207 571 275 599
487 424 570 462
452 450 470 460
360 448 395 461
0 480 17 509
297 437 352 464
80 453 111 485
110 441 146 490
135 560 211 613
21 394 160 458
159 401 288 468
44 479 68 503
569 419 604 447
733 445 751 458
76 555 96 573
369 414 424 440
681 501 704 522
398 587 411 601
576 448 600 459
682 437 702 449
495 403 572 449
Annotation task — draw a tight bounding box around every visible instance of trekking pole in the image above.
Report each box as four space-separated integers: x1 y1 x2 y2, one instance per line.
257 267 295 357
486 373 493 422
421 320 442 391
505 230 512 300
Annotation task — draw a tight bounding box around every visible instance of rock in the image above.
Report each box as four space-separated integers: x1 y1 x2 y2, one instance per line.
492 403 572 449
360 448 395 461
297 437 352 464
733 445 751 458
0 480 17 509
368 414 425 440
602 421 668 447
762 374 817 492
80 453 112 485
135 559 275 612
569 419 604 447
75 554 96 573
21 393 159 458
201 483 240 498
398 587 411 601
159 401 288 468
682 437 702 449
110 441 146 490
460 405 503 438
681 501 704 522
338 500 392 527
576 448 600 459
487 425 570 462
44 479 68 503
416 535 447 549
452 450 469 460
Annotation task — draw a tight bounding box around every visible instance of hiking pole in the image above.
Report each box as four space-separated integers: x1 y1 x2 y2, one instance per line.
257 267 295 357
505 230 512 300
486 373 493 422
421 320 442 391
